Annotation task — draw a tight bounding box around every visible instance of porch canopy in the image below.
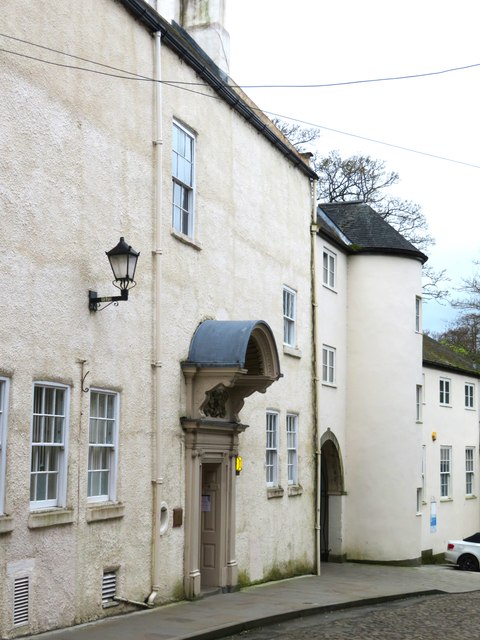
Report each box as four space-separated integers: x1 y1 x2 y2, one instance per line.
182 320 281 422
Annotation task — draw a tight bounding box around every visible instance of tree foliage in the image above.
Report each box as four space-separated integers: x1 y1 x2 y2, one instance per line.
272 118 447 299
316 152 398 204
431 312 480 363
315 151 434 252
271 117 320 153
452 261 480 312
433 262 480 361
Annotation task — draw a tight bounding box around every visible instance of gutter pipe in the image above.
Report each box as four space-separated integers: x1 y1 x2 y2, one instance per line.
310 188 321 576
148 29 164 606
114 596 152 609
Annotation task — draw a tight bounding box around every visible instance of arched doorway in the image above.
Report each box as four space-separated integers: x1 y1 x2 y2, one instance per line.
181 320 281 598
320 430 345 562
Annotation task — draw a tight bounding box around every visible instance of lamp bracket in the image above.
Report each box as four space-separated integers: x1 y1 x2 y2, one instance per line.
89 289 128 312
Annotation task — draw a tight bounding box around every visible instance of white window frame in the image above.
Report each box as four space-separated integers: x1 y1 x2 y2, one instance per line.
30 382 69 510
465 383 475 409
466 447 475 496
322 248 336 290
415 296 422 332
88 390 119 503
322 345 336 385
266 411 279 486
286 414 298 485
0 377 10 515
439 377 451 406
440 446 452 498
416 385 423 422
172 120 195 237
283 286 296 347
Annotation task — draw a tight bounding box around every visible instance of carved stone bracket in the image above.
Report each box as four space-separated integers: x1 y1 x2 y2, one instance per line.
181 320 282 424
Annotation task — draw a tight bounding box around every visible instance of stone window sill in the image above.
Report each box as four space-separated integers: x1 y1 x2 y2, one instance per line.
86 502 125 523
28 508 74 529
170 229 202 251
322 284 337 294
267 486 284 499
0 514 14 534
287 484 303 497
283 345 302 359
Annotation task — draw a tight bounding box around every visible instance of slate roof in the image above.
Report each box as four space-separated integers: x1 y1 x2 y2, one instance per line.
318 201 428 263
183 320 280 370
423 334 480 377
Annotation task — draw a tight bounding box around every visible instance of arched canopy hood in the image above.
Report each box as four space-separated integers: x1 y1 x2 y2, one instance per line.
182 320 281 424
186 320 281 373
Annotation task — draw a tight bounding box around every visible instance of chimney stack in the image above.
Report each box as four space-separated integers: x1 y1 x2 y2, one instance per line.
157 0 230 75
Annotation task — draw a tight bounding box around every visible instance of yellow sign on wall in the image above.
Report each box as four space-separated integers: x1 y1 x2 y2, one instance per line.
235 456 243 474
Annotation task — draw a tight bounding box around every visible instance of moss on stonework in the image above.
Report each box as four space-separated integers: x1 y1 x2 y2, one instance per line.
171 581 186 601
421 549 446 565
238 559 314 588
237 569 251 588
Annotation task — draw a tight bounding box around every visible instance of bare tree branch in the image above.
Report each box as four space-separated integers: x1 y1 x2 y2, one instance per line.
273 120 449 302
451 260 480 311
422 265 450 301
271 118 320 152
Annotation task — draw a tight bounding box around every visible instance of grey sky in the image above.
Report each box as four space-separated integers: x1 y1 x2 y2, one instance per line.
226 0 480 332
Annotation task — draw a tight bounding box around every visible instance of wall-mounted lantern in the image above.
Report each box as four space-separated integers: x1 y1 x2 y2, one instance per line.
89 237 140 312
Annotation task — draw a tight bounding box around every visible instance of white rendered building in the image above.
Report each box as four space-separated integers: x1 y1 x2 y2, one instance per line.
420 335 480 558
2 1 478 637
0 1 316 636
317 202 427 564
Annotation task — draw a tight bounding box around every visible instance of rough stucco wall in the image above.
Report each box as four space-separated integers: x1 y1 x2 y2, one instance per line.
344 255 423 562
317 240 348 453
421 370 480 555
1 1 315 635
1 1 155 636
159 43 315 584
317 240 348 558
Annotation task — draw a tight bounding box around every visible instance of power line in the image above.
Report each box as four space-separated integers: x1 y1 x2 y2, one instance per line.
0 32 151 80
2 32 480 89
264 111 480 169
2 33 480 170
0 45 221 100
238 62 480 88
0 46 147 80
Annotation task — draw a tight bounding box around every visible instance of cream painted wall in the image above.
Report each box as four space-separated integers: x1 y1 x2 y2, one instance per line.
317 240 348 452
317 239 348 559
420 369 480 556
158 41 315 585
344 254 424 562
1 1 316 635
1 1 155 635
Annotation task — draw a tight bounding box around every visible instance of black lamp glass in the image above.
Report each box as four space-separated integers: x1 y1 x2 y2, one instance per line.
106 237 139 290
89 237 140 311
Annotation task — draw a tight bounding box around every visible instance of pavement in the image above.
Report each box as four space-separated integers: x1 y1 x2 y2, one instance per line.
34 562 480 640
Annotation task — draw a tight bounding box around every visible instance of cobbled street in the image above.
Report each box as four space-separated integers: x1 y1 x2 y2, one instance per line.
225 591 480 640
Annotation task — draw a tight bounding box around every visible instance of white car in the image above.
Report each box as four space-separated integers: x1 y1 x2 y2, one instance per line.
446 533 480 571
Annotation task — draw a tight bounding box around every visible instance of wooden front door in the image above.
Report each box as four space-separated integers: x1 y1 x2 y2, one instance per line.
200 463 221 587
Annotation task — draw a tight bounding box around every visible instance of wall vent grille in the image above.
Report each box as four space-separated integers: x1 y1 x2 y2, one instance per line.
13 576 29 626
102 571 117 605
